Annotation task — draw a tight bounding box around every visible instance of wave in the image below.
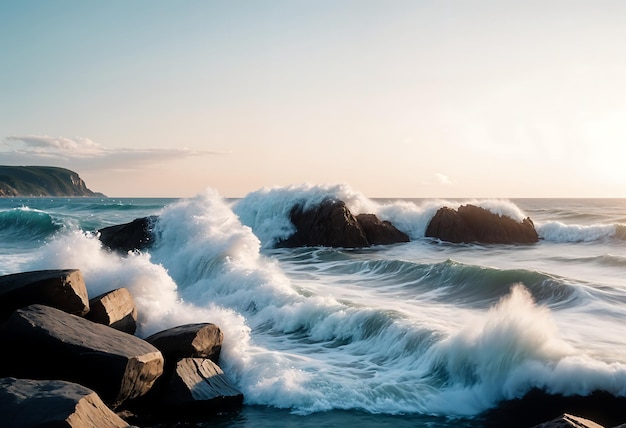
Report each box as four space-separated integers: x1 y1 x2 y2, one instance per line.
13 187 626 418
232 184 536 246
0 207 62 243
276 252 578 309
550 253 626 269
232 183 378 248
537 221 626 242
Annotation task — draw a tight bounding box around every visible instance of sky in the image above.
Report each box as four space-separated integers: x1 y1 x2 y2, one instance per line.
2 1 626 198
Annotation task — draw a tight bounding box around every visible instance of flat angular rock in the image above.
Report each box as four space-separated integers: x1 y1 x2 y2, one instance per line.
161 358 243 417
0 304 164 409
0 269 89 321
144 323 223 364
425 204 539 244
87 288 138 335
531 413 604 428
0 377 130 428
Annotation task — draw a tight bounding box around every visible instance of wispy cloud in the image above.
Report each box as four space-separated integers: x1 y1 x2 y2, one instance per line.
1 135 225 170
435 173 454 186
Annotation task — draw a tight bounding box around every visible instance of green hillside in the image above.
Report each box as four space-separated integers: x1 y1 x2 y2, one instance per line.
0 166 106 197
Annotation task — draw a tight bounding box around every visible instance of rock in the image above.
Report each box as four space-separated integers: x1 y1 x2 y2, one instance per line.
278 199 408 248
0 377 130 428
0 304 164 409
531 413 604 428
425 204 539 244
271 199 366 248
145 323 223 364
356 213 410 245
0 269 89 321
158 358 243 420
87 288 138 335
98 216 157 253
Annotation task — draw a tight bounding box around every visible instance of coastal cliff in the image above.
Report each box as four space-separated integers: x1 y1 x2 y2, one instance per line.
0 166 105 197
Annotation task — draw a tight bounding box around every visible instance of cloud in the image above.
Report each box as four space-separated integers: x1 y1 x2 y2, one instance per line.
435 172 453 185
1 135 225 170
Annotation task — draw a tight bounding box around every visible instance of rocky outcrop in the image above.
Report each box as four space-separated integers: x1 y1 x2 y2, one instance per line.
96 200 410 252
425 204 539 244
278 199 410 248
98 216 158 253
0 377 130 428
0 165 105 197
0 268 243 426
0 269 89 321
129 323 241 422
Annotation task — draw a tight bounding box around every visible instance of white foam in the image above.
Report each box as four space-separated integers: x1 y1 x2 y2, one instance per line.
233 183 376 248
537 221 617 242
13 189 626 418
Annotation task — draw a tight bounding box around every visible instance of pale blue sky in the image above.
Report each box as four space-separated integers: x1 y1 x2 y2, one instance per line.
2 1 626 197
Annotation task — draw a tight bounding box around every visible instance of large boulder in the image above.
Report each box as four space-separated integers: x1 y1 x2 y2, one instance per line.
0 304 164 409
425 204 539 244
0 377 130 428
145 323 223 365
98 216 157 253
86 288 138 335
278 199 409 248
0 269 89 321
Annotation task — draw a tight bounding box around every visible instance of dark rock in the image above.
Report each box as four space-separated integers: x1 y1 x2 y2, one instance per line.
277 199 368 248
0 304 164 409
98 216 157 253
356 213 410 245
159 358 243 420
0 269 89 321
425 204 539 244
87 288 138 335
145 323 223 364
0 377 130 428
278 199 409 248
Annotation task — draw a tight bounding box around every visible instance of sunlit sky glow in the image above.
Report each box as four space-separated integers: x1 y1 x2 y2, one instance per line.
2 1 626 198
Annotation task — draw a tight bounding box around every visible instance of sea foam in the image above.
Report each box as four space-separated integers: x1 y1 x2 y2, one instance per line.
11 188 626 418
537 221 620 242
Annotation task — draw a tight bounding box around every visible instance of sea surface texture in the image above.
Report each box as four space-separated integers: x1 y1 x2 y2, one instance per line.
1 184 625 427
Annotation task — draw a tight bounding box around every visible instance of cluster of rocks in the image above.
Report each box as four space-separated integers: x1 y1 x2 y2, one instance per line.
0 269 242 427
276 199 410 248
97 199 540 253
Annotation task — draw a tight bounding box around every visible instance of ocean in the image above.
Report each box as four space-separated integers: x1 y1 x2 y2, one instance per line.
1 184 626 427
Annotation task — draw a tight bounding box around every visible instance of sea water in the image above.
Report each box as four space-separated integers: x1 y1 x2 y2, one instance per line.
1 184 625 427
